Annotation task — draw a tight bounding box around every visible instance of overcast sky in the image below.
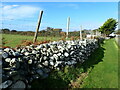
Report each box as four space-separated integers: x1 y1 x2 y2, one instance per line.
0 2 118 31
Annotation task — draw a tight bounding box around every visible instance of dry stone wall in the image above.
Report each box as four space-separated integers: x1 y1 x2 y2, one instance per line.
0 39 99 89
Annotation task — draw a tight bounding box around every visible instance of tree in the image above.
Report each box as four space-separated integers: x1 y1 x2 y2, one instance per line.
11 30 17 32
98 18 118 36
46 27 53 32
1 28 10 33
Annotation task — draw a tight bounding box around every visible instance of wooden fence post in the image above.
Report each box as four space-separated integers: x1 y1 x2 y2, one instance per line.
33 10 43 43
66 17 70 40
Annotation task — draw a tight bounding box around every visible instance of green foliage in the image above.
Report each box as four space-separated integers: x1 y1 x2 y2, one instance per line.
31 65 85 88
99 18 118 35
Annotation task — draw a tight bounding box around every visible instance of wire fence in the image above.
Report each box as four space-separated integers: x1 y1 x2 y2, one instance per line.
1 17 81 32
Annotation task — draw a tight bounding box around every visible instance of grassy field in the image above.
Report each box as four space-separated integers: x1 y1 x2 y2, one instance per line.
80 38 118 88
2 34 62 47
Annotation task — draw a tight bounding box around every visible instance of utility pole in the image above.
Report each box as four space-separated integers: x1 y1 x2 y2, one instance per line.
80 25 82 40
66 17 70 40
33 10 43 43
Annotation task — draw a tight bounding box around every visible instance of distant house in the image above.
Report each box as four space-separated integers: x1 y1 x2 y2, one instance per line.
86 35 97 39
53 28 62 33
108 33 116 38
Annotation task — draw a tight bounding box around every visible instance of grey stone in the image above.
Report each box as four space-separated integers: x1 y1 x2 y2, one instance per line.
13 52 20 56
5 58 11 62
4 48 10 52
57 53 61 56
7 71 17 76
28 60 32 64
64 52 69 57
10 80 26 89
24 52 30 56
42 61 48 66
50 61 54 66
42 68 51 73
9 58 16 67
0 80 12 88
32 50 37 54
36 69 44 76
33 74 39 79
2 52 9 58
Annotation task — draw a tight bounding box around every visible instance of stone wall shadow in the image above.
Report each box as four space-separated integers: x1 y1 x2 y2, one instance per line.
31 72 69 89
81 44 105 72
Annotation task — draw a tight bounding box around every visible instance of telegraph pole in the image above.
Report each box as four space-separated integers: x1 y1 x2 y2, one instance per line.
80 25 82 40
66 17 70 40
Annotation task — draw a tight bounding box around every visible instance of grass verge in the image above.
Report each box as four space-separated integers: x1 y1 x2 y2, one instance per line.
80 38 118 88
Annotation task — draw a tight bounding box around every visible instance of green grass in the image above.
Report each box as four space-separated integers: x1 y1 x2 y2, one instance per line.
81 38 118 88
2 34 62 47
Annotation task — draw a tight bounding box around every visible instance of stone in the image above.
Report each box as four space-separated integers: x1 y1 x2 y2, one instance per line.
42 68 51 73
3 67 12 70
10 80 26 88
18 58 23 62
50 56 54 60
21 48 28 53
42 61 48 66
28 60 32 64
33 74 39 79
4 48 10 52
7 71 17 76
67 45 71 49
53 54 58 60
37 64 43 68
70 51 74 55
57 53 61 56
43 56 48 61
2 52 9 58
50 61 54 66
42 48 47 52
64 52 69 57
0 80 12 88
5 58 11 62
13 52 20 57
9 58 16 67
36 69 44 76
24 52 30 56
32 50 37 54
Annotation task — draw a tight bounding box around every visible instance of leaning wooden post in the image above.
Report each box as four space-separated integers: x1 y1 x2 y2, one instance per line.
33 10 43 43
66 17 70 40
80 25 82 40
